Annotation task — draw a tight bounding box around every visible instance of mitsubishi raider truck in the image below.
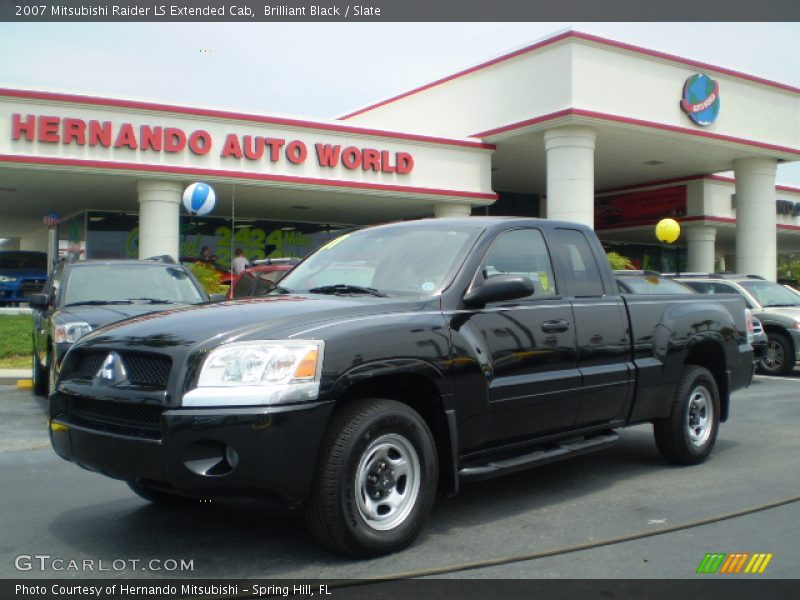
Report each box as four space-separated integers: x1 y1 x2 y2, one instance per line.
49 218 753 557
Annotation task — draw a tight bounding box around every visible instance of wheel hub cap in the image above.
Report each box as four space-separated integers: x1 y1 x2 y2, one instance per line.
686 385 713 447
355 433 421 531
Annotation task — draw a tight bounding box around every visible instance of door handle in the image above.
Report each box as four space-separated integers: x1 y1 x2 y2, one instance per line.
541 319 570 333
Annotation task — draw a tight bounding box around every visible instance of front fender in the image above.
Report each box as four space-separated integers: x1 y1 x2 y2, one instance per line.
326 357 446 401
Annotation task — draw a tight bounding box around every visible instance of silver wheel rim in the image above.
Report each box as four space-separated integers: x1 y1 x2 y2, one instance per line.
762 340 785 372
686 385 713 447
354 433 420 531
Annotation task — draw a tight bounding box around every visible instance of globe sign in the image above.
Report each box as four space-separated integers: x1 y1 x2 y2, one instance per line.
655 218 681 244
182 182 216 216
680 74 720 126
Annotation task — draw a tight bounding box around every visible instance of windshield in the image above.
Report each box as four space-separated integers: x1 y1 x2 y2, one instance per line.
63 265 206 306
619 276 695 295
739 280 800 307
278 225 480 296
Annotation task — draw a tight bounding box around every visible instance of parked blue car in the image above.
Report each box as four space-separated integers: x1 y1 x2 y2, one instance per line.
0 251 48 305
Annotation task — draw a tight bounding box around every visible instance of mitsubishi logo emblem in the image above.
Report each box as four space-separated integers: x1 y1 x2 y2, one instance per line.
93 352 128 386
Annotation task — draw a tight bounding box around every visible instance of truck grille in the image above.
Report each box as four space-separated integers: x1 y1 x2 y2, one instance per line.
69 396 163 435
72 352 172 388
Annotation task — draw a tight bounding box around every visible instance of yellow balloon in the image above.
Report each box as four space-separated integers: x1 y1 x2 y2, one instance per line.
655 218 681 244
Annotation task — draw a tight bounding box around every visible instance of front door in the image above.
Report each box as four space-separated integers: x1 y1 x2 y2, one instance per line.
466 228 580 442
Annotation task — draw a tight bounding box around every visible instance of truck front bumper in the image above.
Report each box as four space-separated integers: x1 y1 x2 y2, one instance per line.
49 393 335 505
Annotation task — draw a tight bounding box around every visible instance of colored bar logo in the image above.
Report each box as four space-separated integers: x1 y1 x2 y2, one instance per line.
697 553 773 574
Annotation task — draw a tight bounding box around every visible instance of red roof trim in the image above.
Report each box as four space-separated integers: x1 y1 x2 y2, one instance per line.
597 175 704 195
571 32 800 95
0 154 498 201
473 108 800 156
0 88 494 151
338 30 799 121
598 174 800 195
338 31 574 120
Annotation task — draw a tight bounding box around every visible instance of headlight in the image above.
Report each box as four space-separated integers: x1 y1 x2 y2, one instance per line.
54 322 93 344
182 340 325 407
0 276 17 283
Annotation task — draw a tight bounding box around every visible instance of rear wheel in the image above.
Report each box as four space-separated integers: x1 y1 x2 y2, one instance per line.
305 398 438 557
654 365 720 465
757 332 794 376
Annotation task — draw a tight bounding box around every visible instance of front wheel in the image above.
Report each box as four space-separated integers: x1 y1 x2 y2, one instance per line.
757 332 794 376
305 398 438 557
654 365 720 465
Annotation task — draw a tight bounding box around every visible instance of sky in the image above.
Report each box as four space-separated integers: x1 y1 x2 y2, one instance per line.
0 21 798 184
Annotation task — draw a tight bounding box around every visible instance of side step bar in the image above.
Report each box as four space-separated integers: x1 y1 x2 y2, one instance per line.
459 431 619 482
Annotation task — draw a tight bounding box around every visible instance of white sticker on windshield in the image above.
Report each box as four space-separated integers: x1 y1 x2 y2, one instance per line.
422 281 436 291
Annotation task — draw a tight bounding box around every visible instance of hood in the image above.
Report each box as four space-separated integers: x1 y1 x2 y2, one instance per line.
75 294 430 352
56 303 191 331
757 306 800 322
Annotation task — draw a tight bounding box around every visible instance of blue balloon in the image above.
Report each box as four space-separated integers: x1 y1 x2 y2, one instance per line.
182 182 216 216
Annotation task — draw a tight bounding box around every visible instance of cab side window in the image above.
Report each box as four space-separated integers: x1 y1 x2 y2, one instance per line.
480 229 557 298
555 229 605 297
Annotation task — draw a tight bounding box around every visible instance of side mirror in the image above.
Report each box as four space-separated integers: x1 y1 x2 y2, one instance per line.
463 275 534 308
28 293 50 309
208 293 227 302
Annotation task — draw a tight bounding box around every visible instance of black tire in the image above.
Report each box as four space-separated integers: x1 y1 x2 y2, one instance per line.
32 348 48 396
128 482 198 507
654 365 720 465
305 398 438 557
756 331 794 376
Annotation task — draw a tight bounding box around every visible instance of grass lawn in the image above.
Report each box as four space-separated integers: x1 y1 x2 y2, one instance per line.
0 314 33 368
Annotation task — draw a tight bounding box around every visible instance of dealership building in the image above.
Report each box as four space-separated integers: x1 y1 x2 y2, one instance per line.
1 30 798 280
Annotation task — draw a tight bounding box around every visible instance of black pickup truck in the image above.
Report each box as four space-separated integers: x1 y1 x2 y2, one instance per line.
49 218 753 557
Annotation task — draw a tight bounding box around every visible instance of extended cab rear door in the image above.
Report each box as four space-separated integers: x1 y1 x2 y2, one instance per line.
550 228 633 427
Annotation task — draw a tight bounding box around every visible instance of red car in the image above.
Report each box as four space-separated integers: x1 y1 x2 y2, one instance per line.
226 258 300 299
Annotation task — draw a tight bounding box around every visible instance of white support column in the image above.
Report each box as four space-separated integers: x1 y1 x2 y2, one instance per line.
137 180 183 260
685 225 717 273
734 158 778 280
544 126 596 228
433 202 472 218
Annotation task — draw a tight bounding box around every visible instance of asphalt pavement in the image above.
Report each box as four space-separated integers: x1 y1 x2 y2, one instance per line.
0 374 798 582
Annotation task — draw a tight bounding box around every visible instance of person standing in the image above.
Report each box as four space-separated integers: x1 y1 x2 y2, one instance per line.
231 248 249 275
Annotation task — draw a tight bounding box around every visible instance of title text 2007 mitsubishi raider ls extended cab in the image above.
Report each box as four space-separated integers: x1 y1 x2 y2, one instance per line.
49 218 754 556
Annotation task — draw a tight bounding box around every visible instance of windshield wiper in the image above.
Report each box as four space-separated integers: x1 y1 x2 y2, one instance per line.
65 300 134 306
762 303 800 307
307 284 386 297
128 298 181 304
